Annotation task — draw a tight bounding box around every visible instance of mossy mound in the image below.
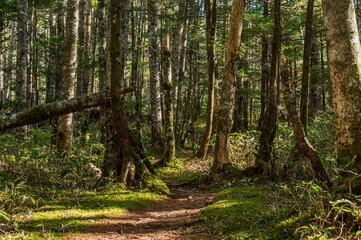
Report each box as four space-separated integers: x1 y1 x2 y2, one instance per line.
138 173 170 195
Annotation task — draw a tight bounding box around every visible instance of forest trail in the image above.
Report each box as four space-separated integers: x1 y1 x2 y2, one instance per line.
66 180 215 240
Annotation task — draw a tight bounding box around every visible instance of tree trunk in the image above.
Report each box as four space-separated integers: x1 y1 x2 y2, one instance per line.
46 14 57 104
3 22 16 108
171 0 186 112
148 0 163 148
256 0 281 175
175 4 189 141
196 0 217 159
212 0 245 173
79 0 92 142
281 67 331 186
160 34 175 164
57 0 79 152
1 91 115 131
56 0 65 101
16 0 28 136
300 0 315 134
308 39 319 121
110 0 155 184
322 0 361 193
259 2 269 130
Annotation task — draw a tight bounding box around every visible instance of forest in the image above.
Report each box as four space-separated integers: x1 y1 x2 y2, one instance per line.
1 0 361 239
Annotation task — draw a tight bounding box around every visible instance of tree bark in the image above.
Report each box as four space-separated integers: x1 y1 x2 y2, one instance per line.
300 0 314 134
196 0 217 159
256 0 281 175
3 22 16 108
259 2 269 130
57 0 79 152
16 0 28 136
148 0 163 148
1 91 115 131
281 67 331 186
160 34 175 164
212 0 245 173
322 0 361 192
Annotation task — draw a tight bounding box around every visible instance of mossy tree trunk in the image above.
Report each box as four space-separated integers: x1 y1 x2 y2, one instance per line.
57 0 79 153
160 34 175 165
322 0 361 193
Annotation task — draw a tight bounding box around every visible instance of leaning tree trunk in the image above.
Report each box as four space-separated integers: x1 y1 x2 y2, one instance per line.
196 0 217 159
1 91 110 131
15 0 28 136
281 67 331 186
211 0 246 173
255 0 281 175
300 0 315 134
322 0 361 193
148 0 163 148
57 0 79 153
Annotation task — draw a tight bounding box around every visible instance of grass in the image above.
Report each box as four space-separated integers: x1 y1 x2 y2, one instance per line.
2 184 165 239
200 181 307 239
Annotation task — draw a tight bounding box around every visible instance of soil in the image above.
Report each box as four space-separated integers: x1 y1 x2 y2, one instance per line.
66 181 215 240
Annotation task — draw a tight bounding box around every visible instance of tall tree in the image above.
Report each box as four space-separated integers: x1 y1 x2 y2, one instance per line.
196 0 217 159
256 0 281 174
57 0 79 153
15 0 28 135
3 22 16 110
212 0 246 173
148 0 163 148
322 0 361 192
160 34 175 165
300 0 315 133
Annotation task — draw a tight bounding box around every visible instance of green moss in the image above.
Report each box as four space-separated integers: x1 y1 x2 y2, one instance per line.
200 184 295 239
138 173 170 195
4 184 164 239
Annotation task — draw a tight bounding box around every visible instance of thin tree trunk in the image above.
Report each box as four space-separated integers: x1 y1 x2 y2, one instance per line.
16 0 28 136
4 22 16 107
259 2 269 130
175 3 189 141
308 39 319 121
300 0 315 134
148 0 163 148
256 0 281 175
196 0 217 159
160 34 175 164
171 0 186 111
281 67 331 186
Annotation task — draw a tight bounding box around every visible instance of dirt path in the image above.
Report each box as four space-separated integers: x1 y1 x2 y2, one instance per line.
67 182 215 240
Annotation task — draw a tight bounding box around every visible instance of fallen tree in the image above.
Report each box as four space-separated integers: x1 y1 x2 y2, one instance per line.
1 89 134 132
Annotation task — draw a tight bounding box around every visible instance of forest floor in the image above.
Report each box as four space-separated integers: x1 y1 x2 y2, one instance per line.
3 152 303 239
66 181 215 240
65 153 216 239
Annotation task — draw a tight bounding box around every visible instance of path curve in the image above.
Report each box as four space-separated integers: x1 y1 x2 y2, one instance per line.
67 183 215 240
